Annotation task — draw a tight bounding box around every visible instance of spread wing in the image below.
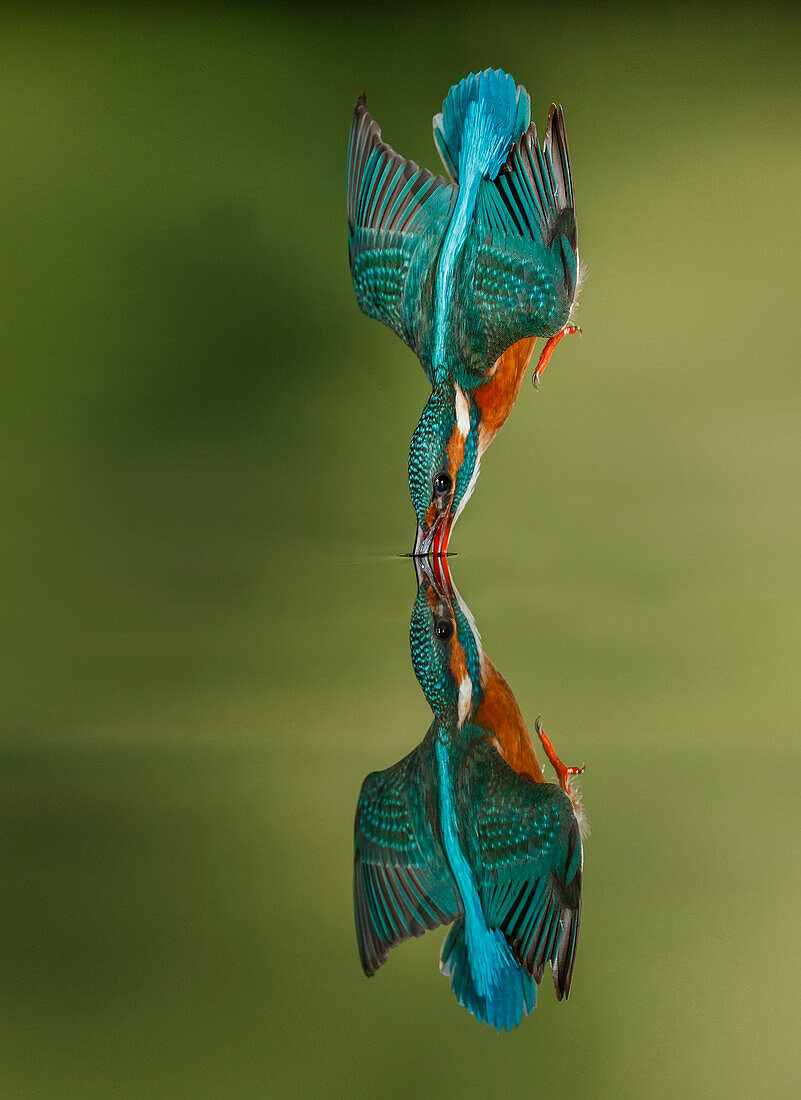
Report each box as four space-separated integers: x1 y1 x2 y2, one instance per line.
466 106 580 368
467 739 583 1000
354 737 462 975
347 96 456 375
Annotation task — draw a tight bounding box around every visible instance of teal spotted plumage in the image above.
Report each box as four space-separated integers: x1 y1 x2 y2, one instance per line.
347 69 582 553
353 559 585 1030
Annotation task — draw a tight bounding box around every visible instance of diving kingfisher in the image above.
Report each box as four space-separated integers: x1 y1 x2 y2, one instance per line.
353 557 587 1030
347 68 583 555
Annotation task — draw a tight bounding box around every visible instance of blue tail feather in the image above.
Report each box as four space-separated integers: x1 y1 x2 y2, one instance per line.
433 68 530 183
430 69 531 373
440 918 536 1032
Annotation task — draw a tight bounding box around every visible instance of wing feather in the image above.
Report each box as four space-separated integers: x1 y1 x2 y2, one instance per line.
347 97 455 369
466 740 583 1000
354 739 461 976
465 106 580 367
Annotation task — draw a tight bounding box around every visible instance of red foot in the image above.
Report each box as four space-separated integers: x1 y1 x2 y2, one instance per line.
534 715 584 795
532 325 581 389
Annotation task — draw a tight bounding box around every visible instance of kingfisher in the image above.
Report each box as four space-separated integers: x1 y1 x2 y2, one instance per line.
353 556 587 1030
347 68 583 555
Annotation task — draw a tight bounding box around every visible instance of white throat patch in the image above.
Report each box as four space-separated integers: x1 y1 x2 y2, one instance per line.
457 674 473 727
454 383 470 439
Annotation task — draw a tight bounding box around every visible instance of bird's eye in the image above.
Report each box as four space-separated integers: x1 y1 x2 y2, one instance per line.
435 619 453 641
433 472 452 496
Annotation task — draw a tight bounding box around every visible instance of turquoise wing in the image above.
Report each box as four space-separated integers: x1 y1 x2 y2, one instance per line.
347 97 456 376
354 737 462 976
463 106 580 369
465 737 583 1000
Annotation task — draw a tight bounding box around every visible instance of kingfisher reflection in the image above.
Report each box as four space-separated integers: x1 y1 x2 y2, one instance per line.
354 557 589 1031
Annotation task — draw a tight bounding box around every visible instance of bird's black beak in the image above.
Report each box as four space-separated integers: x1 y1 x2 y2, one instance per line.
414 507 455 558
413 522 434 558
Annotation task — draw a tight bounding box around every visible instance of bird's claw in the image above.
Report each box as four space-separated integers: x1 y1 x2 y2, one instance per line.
535 715 585 795
532 325 582 389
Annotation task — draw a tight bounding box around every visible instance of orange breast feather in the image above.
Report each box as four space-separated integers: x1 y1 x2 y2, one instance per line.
475 661 544 784
473 337 537 451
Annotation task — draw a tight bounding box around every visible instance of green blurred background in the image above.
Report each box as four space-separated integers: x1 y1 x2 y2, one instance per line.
2 2 800 1096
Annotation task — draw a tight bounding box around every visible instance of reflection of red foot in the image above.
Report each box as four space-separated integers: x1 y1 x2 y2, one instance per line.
532 325 581 389
534 715 585 796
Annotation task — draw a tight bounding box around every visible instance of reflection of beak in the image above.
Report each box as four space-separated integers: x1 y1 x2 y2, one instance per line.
413 553 435 588
412 548 447 606
431 551 452 590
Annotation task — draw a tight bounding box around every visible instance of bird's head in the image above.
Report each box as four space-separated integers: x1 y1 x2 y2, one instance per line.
409 381 481 556
409 555 483 725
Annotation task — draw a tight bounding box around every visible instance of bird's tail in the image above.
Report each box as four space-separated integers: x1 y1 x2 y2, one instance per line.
440 917 536 1032
433 68 530 185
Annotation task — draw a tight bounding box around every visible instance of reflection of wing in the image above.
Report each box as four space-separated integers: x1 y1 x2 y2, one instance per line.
347 98 456 376
466 738 582 999
354 736 462 975
466 106 579 368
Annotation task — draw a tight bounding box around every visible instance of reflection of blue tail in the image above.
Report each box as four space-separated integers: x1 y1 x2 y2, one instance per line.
440 918 536 1032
